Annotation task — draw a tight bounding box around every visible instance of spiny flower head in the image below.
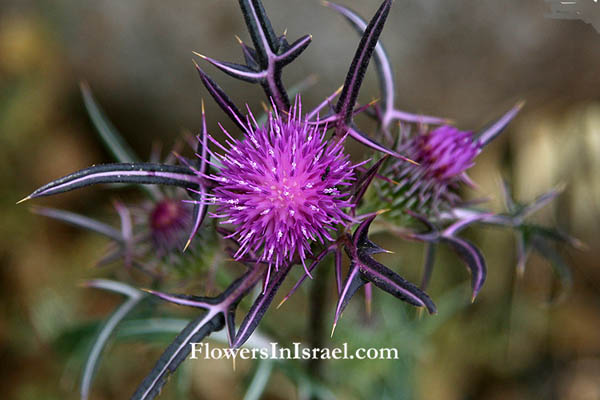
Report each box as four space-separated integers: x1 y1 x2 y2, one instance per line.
412 126 480 181
149 199 192 255
202 102 355 270
381 125 481 216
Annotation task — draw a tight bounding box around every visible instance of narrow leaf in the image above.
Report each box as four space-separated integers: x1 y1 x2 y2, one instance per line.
80 82 139 164
440 236 487 301
276 34 312 65
193 63 247 132
325 1 395 114
238 0 278 66
185 102 211 251
335 0 392 126
477 101 524 147
81 281 145 400
131 312 224 400
144 290 216 309
519 184 564 218
278 247 333 307
347 126 416 164
420 242 437 290
332 262 366 333
243 360 274 400
27 163 198 200
352 156 388 208
32 207 123 242
531 236 573 294
196 53 266 83
358 256 437 314
334 247 343 296
233 265 291 348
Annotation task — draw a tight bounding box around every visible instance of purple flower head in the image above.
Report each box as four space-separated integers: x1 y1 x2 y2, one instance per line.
382 125 481 215
149 199 192 254
412 126 480 181
201 100 355 271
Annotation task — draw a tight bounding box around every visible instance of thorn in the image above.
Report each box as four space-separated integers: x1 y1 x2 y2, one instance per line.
276 296 288 309
471 293 477 304
183 238 192 253
260 101 270 113
16 196 31 205
192 51 207 60
330 321 337 338
201 99 205 115
515 99 526 110
368 98 380 107
376 209 390 216
283 28 288 36
416 307 424 320
321 0 331 6
234 35 243 45
404 157 419 166
140 288 156 295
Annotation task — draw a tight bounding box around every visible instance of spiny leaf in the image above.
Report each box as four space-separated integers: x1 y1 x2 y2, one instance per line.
185 101 211 251
238 0 278 66
357 255 437 314
420 242 437 290
25 163 199 200
193 62 247 132
530 236 573 299
440 236 487 302
131 312 224 400
477 101 524 147
324 1 395 114
332 262 366 335
351 156 388 209
214 0 312 110
347 125 417 164
334 247 343 296
335 0 392 127
195 53 266 83
278 247 334 308
233 265 291 348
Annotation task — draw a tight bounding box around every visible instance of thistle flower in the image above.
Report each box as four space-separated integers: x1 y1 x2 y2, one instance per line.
381 125 481 216
20 2 578 399
412 126 480 181
200 101 355 274
148 198 192 256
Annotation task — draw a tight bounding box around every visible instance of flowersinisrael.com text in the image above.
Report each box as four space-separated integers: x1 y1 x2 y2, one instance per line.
190 342 399 361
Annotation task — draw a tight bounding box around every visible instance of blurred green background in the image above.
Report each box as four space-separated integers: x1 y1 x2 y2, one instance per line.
1 0 599 399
